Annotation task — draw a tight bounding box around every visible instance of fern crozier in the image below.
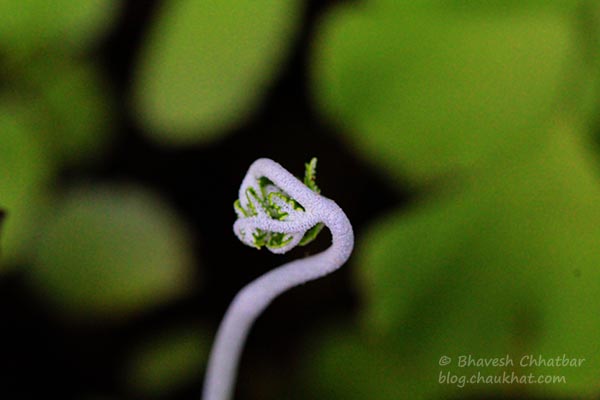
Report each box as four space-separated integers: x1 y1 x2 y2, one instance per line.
202 158 354 400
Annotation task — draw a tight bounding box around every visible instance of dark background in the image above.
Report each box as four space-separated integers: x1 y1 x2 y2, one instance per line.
1 1 404 398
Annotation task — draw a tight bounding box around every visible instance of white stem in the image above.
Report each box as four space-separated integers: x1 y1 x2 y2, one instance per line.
202 159 354 400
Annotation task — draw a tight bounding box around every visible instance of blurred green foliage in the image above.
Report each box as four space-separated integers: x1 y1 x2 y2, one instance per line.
297 125 600 399
312 0 599 184
300 1 600 399
23 59 114 165
132 0 303 145
29 186 195 319
123 325 209 396
0 0 119 57
0 0 117 266
0 61 113 265
0 1 202 393
0 104 54 264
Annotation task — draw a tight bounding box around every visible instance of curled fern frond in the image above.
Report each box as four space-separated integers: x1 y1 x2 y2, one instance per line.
233 157 324 253
204 157 354 400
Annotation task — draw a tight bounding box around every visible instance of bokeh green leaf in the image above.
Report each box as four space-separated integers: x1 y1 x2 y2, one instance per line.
0 0 120 56
29 185 196 319
0 102 54 268
298 124 600 399
312 2 592 184
22 58 114 166
132 0 303 145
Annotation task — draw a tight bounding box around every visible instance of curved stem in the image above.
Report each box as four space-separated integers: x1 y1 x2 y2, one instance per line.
202 159 354 400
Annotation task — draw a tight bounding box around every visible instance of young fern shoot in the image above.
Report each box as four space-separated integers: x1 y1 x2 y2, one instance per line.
202 158 354 400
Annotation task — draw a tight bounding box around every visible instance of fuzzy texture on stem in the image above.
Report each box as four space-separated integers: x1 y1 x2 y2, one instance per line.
202 158 354 400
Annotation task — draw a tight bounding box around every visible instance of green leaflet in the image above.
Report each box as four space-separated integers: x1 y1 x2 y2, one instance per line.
298 223 325 247
303 157 321 193
301 157 325 246
234 158 324 250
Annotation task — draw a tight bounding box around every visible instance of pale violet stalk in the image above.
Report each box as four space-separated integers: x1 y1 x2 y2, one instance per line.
202 158 354 400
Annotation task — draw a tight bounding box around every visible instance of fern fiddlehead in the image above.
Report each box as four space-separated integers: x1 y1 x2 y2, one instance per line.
202 158 354 400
